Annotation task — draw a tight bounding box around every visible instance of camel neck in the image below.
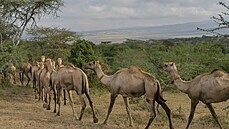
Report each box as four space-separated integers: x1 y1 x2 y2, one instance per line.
170 70 190 94
94 67 111 86
173 77 190 94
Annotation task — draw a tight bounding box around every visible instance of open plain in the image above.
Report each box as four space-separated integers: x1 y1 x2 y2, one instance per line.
0 85 228 129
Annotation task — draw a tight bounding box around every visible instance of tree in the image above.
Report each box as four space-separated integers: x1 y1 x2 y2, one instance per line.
69 39 97 68
0 0 64 46
197 1 229 34
27 26 81 44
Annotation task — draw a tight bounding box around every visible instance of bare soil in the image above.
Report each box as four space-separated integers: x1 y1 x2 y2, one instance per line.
0 85 228 129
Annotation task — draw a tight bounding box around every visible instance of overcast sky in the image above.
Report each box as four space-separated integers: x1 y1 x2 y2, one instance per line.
38 0 227 32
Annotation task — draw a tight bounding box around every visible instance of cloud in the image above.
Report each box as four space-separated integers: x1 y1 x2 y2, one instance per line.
37 0 224 31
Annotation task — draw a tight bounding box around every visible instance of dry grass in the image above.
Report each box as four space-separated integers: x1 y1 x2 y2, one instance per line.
0 85 228 129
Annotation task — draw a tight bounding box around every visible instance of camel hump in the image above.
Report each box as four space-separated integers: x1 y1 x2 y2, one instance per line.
127 66 155 80
66 63 79 70
128 66 142 74
211 69 225 77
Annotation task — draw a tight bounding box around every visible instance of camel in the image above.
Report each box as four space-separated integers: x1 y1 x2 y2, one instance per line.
159 62 229 129
54 57 66 105
39 58 55 110
85 61 173 129
34 56 46 100
52 63 98 123
19 61 32 86
31 61 45 99
3 63 17 84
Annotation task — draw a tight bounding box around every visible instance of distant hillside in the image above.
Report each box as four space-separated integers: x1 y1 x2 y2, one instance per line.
81 20 229 44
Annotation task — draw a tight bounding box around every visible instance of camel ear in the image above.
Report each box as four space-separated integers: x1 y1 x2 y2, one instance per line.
170 63 174 66
96 61 99 64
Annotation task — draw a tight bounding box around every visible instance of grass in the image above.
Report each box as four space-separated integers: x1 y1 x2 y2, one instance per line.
0 82 228 129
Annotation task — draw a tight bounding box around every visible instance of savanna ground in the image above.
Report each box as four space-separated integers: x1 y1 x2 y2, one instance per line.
0 81 228 129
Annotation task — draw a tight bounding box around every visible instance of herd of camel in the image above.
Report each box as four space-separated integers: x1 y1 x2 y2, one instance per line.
1 56 229 129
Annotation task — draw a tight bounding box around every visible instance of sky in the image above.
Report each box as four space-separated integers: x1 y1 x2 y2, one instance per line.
37 0 227 32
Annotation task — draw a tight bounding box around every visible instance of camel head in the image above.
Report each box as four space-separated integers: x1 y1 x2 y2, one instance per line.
57 58 62 66
38 62 44 69
41 56 45 63
159 62 177 73
85 61 101 70
159 62 180 82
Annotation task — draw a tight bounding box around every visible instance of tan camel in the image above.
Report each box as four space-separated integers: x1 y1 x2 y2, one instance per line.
33 56 46 100
53 64 98 123
31 61 41 99
85 61 173 129
5 63 17 84
19 62 32 86
54 57 66 105
39 58 55 110
159 62 229 129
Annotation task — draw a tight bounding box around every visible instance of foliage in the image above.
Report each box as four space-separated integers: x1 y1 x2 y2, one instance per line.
96 38 229 89
69 39 98 69
27 26 81 44
0 0 64 46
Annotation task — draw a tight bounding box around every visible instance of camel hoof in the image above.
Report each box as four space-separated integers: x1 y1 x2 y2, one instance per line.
43 103 47 108
35 96 38 99
93 117 99 123
56 113 60 116
53 109 56 113
102 122 107 125
46 106 51 110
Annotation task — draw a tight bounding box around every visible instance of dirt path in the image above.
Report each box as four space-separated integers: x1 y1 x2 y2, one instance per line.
0 86 228 129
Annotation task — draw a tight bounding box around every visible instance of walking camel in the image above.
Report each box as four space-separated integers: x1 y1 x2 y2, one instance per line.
19 61 32 86
4 63 17 84
159 62 229 129
31 61 41 99
39 58 55 110
85 61 173 129
50 63 98 123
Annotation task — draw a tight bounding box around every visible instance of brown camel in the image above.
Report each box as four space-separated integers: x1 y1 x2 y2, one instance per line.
19 62 32 86
159 62 229 129
85 61 173 129
39 58 55 110
49 62 98 123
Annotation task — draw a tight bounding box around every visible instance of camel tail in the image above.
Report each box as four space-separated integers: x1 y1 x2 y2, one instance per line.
156 80 166 102
81 74 87 94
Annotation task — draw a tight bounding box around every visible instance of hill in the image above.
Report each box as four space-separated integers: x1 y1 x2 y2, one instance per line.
81 20 229 44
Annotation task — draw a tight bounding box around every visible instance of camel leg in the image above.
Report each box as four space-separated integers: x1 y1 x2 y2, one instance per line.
67 90 78 120
206 103 222 129
52 87 57 113
156 98 173 129
185 100 199 129
47 89 51 110
103 94 117 125
156 102 160 114
33 79 38 99
26 74 30 86
122 96 133 127
56 87 62 116
85 91 99 123
145 99 156 129
63 89 67 105
78 93 86 120
19 72 24 85
13 74 16 84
